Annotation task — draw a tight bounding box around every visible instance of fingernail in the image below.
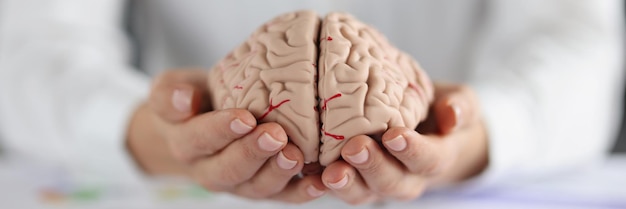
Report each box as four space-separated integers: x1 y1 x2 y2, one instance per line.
451 103 462 130
230 119 253 134
328 175 348 189
345 148 369 164
258 133 284 152
277 151 297 170
172 88 192 113
306 185 326 197
385 135 407 152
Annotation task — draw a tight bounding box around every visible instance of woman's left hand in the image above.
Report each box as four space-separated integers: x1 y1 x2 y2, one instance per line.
321 82 489 205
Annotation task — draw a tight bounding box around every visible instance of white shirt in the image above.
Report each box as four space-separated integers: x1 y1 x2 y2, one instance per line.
0 0 623 189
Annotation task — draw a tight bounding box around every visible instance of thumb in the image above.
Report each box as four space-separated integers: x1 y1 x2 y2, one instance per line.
149 70 209 123
433 84 478 134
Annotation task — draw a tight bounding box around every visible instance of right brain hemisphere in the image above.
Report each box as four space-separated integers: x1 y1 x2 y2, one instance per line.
208 11 433 166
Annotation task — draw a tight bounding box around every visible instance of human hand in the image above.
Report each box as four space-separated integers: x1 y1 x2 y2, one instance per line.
127 70 327 203
320 82 489 205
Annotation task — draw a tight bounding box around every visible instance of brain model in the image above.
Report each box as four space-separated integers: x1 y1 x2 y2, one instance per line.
207 11 434 166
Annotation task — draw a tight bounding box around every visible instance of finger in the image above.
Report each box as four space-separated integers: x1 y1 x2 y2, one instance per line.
234 143 304 199
382 127 445 176
168 109 257 163
302 162 323 176
193 122 287 191
270 175 327 204
149 70 209 123
432 83 478 134
342 135 422 200
433 96 458 135
322 161 377 205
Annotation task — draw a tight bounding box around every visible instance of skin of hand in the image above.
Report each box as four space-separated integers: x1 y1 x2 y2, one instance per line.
126 70 327 203
320 82 489 205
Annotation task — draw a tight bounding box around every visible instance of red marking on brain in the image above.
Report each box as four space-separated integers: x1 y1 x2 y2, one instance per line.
321 93 342 110
208 11 434 165
258 98 291 121
322 129 345 140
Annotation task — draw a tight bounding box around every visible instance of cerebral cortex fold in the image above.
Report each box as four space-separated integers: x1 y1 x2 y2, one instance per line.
207 11 434 166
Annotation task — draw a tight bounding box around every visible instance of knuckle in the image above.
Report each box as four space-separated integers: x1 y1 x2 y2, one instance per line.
217 163 247 185
188 123 223 155
241 142 265 161
417 156 443 175
406 147 442 175
358 153 384 175
404 143 425 162
222 130 243 141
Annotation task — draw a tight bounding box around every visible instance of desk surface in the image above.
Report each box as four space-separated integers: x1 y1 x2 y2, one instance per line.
1 155 625 209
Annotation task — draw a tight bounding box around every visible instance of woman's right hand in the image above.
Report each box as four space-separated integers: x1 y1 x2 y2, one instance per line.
127 70 326 203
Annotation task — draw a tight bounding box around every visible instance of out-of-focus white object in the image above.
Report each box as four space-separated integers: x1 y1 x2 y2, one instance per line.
0 0 150 186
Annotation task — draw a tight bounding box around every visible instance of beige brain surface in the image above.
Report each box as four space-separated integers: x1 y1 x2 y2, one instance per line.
207 11 434 166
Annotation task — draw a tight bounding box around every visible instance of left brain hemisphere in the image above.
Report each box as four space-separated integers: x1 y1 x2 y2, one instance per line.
208 11 321 163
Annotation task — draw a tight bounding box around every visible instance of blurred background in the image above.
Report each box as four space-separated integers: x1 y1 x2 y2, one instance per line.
0 1 625 209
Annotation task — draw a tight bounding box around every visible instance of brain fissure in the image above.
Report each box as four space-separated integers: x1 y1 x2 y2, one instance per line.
207 11 434 166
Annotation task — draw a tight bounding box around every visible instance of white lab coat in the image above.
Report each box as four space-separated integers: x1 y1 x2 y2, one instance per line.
0 0 623 190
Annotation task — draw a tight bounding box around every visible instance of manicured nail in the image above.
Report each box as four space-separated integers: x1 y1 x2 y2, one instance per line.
385 135 407 152
230 119 253 134
306 185 326 197
328 175 348 189
172 88 192 113
258 133 284 152
345 148 369 164
277 151 297 170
